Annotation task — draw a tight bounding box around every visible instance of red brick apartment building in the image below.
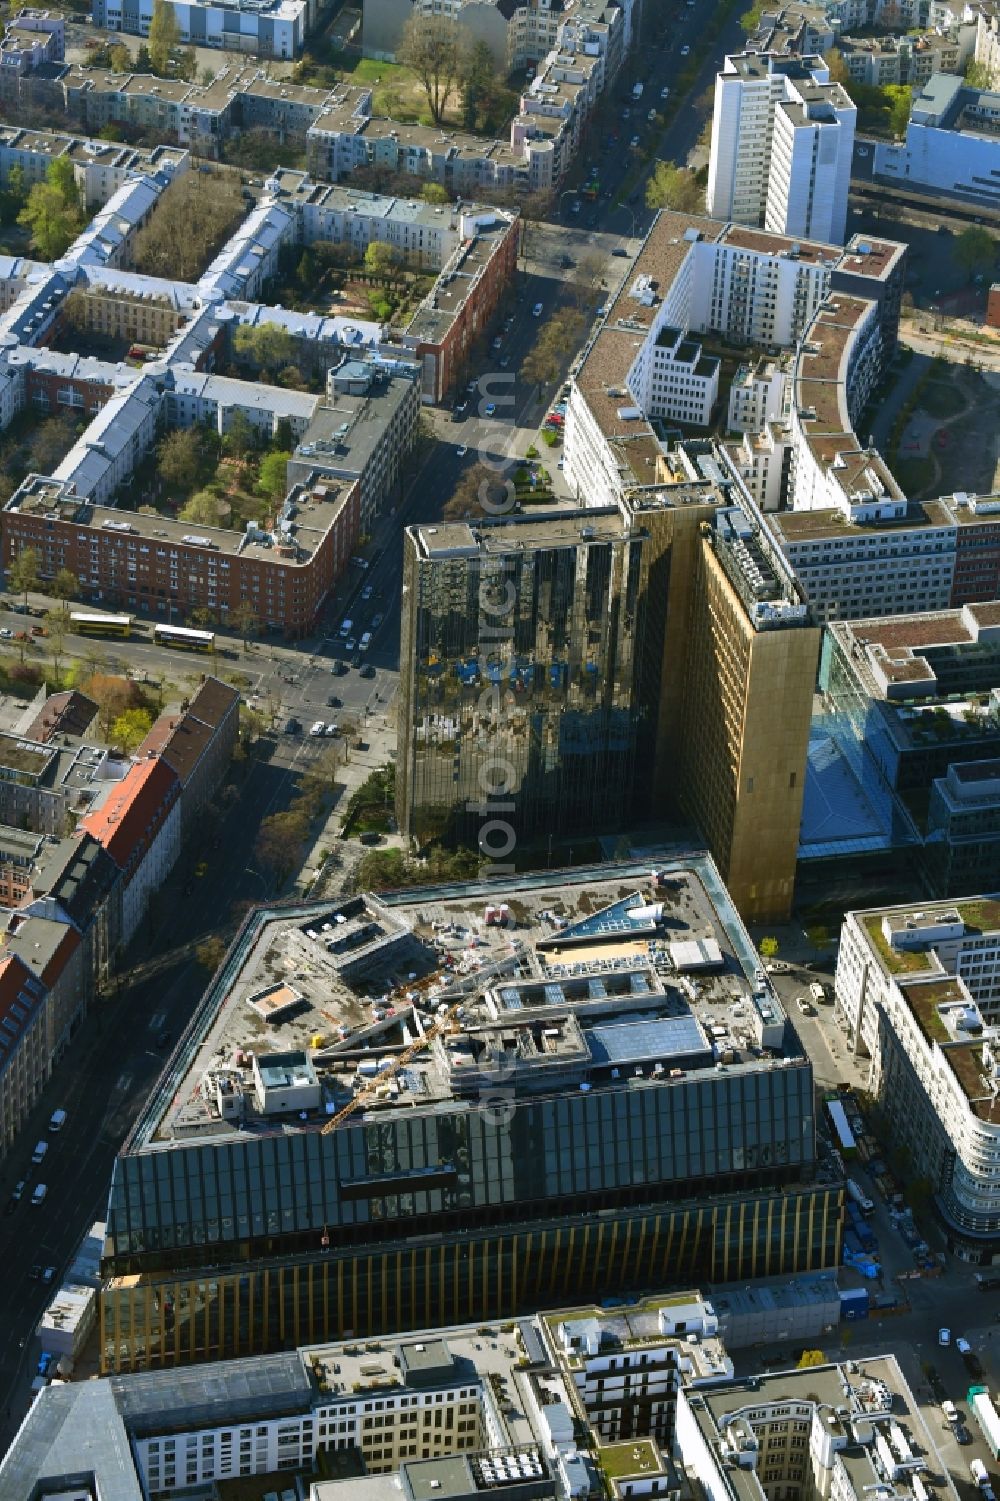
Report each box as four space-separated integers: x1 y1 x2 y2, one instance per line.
2 475 361 634
401 213 520 401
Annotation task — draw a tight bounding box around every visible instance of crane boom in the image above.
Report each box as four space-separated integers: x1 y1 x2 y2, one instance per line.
321 1002 461 1133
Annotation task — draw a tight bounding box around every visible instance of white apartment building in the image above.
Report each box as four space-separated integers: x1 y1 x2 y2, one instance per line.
727 358 787 435
724 424 793 511
93 0 313 60
836 899 1000 1254
707 53 855 246
564 213 899 510
628 316 720 428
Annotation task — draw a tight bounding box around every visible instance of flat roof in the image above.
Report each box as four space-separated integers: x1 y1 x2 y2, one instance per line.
131 855 793 1151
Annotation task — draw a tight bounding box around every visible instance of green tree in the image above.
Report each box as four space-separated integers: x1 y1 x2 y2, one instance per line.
422 182 450 205
84 672 137 737
363 240 401 277
257 450 290 502
6 545 39 610
740 3 764 31
397 12 461 124
0 163 27 226
232 321 296 376
111 706 154 753
255 809 307 882
148 0 180 75
157 427 203 491
222 408 256 460
50 566 78 617
229 598 258 650
966 59 994 88
459 38 498 131
46 156 80 211
884 83 912 138
645 160 703 213
27 414 76 475
954 225 996 281
18 181 82 259
179 488 227 526
109 42 132 71
759 935 780 959
135 43 154 72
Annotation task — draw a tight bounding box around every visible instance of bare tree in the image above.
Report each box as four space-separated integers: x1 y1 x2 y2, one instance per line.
397 13 462 125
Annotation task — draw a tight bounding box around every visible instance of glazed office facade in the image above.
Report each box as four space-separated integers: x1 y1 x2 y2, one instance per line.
100 1184 844 1373
397 513 652 846
101 1061 831 1370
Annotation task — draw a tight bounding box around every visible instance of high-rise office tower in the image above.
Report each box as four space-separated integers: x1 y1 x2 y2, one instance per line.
707 53 856 245
396 451 817 923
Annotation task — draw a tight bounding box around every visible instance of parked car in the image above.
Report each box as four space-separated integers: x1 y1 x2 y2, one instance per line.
796 997 815 1015
360 664 376 679
327 694 342 708
310 721 325 736
938 1327 951 1346
361 584 373 601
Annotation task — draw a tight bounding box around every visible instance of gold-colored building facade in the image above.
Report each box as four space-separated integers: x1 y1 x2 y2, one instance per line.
100 1185 843 1374
678 531 819 923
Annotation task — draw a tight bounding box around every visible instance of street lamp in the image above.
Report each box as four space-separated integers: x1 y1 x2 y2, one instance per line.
244 865 269 900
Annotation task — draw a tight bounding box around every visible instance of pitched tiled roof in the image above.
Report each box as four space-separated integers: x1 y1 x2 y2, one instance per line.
136 677 239 787
187 676 240 730
0 953 46 1072
79 758 179 874
23 689 99 744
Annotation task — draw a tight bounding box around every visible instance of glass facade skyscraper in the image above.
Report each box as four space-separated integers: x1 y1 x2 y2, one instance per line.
396 511 651 846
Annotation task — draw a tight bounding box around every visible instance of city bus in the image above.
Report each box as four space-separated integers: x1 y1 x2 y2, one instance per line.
68 612 134 638
152 624 215 653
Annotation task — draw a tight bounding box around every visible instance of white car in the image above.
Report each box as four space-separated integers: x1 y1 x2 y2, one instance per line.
492 336 503 349
361 584 373 601
532 302 544 317
456 444 468 457
680 43 690 55
324 722 338 736
796 997 815 1016
0 627 12 639
310 721 325 736
956 1336 972 1355
571 200 581 213
857 146 869 157
938 1327 951 1347
660 85 670 99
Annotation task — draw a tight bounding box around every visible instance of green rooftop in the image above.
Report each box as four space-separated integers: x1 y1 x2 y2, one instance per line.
599 1441 661 1481
862 914 934 976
